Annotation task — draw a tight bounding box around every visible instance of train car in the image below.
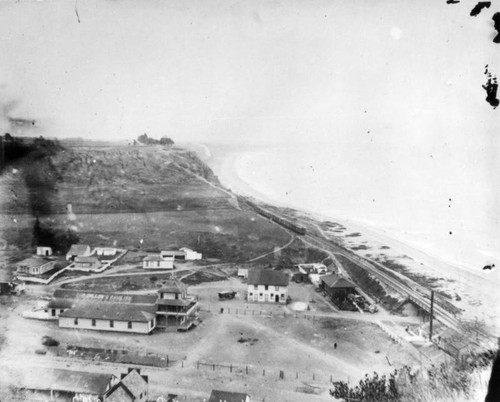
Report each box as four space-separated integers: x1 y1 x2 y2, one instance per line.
247 201 307 235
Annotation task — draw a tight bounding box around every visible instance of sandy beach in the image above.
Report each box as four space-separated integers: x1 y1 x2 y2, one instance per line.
204 144 500 335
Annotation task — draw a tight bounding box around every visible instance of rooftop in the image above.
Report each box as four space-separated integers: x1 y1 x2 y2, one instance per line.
59 300 157 322
158 279 187 294
208 389 249 402
24 369 115 395
74 256 100 264
321 274 356 289
247 269 289 287
17 257 52 268
67 244 91 255
143 255 165 262
53 289 158 305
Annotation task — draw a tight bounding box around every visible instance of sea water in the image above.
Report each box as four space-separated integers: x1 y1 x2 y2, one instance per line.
209 140 500 275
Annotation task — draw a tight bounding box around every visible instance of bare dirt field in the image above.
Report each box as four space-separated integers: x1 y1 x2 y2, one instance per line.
0 275 424 401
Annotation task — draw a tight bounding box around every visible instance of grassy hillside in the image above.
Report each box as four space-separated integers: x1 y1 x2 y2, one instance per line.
0 139 291 261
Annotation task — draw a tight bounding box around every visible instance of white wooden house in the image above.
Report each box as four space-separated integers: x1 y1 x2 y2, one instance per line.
17 257 56 276
143 255 174 270
247 269 289 304
179 247 202 260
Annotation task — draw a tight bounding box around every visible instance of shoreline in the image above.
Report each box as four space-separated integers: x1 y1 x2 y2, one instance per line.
203 143 500 334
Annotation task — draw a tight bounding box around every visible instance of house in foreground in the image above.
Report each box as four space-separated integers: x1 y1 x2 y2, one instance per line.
143 255 174 270
16 257 56 276
247 269 289 304
106 368 149 402
66 244 92 261
22 369 117 402
208 389 251 402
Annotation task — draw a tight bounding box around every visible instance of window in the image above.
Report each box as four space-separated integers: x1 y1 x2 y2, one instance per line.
74 318 78 325
249 292 253 296
60 309 64 314
270 294 274 298
128 321 132 329
265 285 269 291
92 319 96 326
259 293 263 297
254 285 258 290
281 294 285 299
110 320 114 328
275 286 279 291
51 309 56 317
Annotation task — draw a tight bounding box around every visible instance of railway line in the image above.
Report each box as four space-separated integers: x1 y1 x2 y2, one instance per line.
303 233 462 331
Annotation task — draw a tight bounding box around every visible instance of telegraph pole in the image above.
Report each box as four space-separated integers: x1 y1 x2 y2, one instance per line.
429 290 434 341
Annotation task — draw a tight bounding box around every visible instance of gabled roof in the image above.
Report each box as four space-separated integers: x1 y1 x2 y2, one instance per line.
24 369 115 395
52 289 158 305
17 257 52 268
67 244 91 255
120 369 148 399
143 255 165 262
247 269 289 287
75 256 100 264
158 279 187 294
59 300 157 322
321 274 356 289
161 250 185 256
208 389 249 402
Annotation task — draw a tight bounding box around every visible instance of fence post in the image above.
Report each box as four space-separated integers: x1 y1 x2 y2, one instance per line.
167 355 169 367
246 366 248 375
230 364 233 373
263 369 265 376
313 373 315 381
213 363 215 371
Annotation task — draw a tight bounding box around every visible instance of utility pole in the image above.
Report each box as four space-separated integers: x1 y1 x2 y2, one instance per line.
429 290 434 342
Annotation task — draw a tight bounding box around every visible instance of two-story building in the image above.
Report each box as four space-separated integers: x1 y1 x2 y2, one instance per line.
106 368 149 402
247 269 289 304
156 280 199 330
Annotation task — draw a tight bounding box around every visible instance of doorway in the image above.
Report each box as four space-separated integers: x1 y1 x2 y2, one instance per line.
275 295 279 303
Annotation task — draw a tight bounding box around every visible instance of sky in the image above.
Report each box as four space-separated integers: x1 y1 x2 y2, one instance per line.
0 0 497 146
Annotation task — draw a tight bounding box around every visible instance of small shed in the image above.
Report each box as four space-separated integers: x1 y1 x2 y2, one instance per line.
36 246 53 256
143 255 174 270
66 244 92 261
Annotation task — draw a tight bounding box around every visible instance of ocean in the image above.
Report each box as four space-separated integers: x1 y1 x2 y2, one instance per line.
206 141 500 275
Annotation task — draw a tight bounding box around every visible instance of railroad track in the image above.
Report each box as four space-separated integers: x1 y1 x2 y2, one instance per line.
303 234 462 331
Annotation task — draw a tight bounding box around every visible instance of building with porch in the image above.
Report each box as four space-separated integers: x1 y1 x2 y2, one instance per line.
156 280 199 330
247 269 289 304
22 369 118 402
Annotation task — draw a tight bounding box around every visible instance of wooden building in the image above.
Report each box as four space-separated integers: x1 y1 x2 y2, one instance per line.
247 269 289 304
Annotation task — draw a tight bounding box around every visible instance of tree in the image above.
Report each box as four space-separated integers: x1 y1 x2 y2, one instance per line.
159 136 174 146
